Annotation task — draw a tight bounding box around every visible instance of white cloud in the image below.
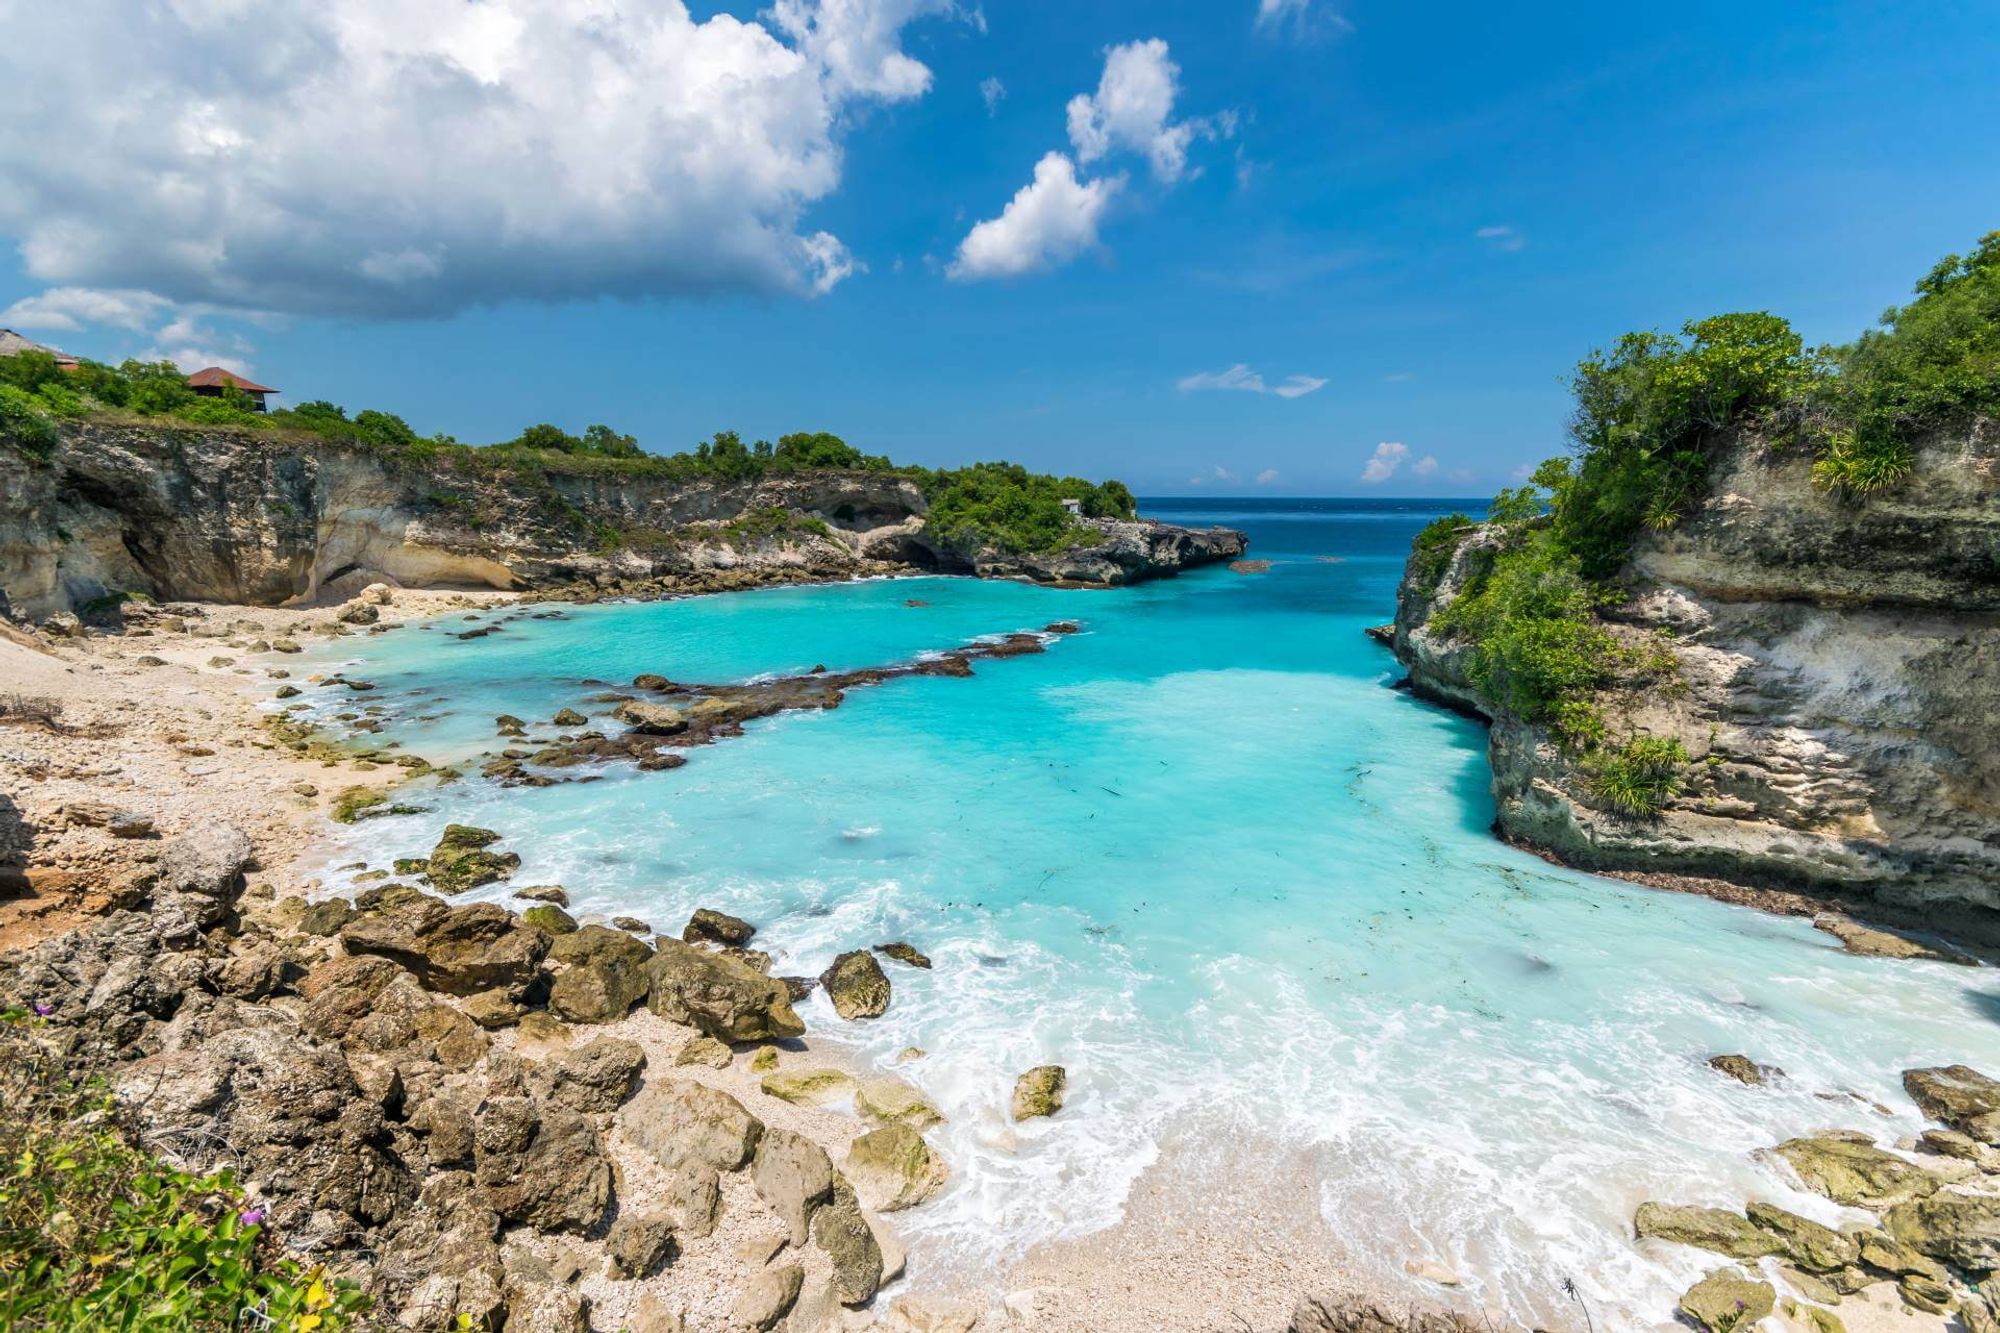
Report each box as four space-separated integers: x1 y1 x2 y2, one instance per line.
1066 39 1204 183
1255 0 1353 38
1412 455 1439 477
1175 363 1326 399
980 76 1006 115
1359 441 1410 484
1476 225 1528 253
948 154 1122 281
1449 467 1476 485
954 37 1216 282
0 287 170 332
1255 468 1279 485
0 0 959 322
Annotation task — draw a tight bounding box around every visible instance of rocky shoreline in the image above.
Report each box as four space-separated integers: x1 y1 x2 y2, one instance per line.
1380 424 2000 948
0 421 1247 623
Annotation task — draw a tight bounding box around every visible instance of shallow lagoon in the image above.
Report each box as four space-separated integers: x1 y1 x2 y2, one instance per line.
299 499 2000 1326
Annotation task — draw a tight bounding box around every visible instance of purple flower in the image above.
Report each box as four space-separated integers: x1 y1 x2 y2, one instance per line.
31 1002 52 1017
239 1207 266 1227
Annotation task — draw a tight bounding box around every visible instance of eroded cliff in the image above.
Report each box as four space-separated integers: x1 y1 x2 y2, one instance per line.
1390 424 2000 939
0 422 1244 618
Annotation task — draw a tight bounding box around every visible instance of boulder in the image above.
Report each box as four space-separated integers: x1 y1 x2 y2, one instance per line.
1855 1228 1946 1279
654 1159 722 1240
621 1080 764 1172
548 953 651 1025
1815 915 1971 964
683 907 755 947
1011 1065 1067 1121
751 1126 836 1246
1900 1274 1954 1314
1905 1066 2000 1143
614 700 688 734
513 885 570 905
522 904 577 934
1884 1192 2000 1271
461 989 523 1029
644 939 805 1042
1745 1202 1859 1272
1286 1293 1487 1333
1633 1202 1783 1260
551 708 588 728
605 1212 677 1279
1708 1054 1781 1086
729 1263 803 1332
1775 1135 1942 1208
810 1181 884 1306
340 899 549 997
156 821 254 903
845 1123 949 1212
1679 1268 1775 1333
549 923 654 968
472 1097 612 1233
539 1037 646 1114
819 950 891 1020
875 941 932 969
762 1068 857 1107
674 1036 733 1069
425 824 521 895
854 1076 944 1129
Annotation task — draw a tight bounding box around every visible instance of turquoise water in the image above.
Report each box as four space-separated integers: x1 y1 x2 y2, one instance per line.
296 500 2000 1326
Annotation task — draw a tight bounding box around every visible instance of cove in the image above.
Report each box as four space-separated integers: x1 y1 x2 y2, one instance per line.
297 498 2000 1327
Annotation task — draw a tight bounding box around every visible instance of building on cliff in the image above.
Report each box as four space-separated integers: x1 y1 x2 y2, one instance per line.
186 366 278 412
0 328 79 368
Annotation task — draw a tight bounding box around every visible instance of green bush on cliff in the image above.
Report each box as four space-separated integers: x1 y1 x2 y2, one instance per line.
0 385 59 458
1407 512 1476 597
0 1012 369 1331
915 462 1137 555
1584 736 1691 817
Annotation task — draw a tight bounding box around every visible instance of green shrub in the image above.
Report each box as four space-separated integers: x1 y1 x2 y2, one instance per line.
1584 736 1690 818
0 1012 369 1331
0 384 59 458
1408 512 1475 597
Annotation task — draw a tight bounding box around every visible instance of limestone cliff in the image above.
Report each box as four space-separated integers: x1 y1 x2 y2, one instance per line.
0 422 1244 618
1388 423 2000 939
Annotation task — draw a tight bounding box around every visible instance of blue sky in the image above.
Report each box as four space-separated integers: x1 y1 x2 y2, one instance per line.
1 0 1995 494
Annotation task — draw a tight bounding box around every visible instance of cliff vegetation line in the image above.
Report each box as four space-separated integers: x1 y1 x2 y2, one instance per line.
1410 231 2000 818
0 356 1136 558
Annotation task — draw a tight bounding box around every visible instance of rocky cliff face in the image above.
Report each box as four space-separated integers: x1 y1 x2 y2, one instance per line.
1389 423 2000 940
0 422 1244 618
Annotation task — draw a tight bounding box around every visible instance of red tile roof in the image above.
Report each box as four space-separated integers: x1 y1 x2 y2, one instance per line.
186 366 276 394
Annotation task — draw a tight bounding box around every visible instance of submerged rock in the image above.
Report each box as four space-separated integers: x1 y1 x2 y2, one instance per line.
613 700 688 735
1813 915 1973 964
819 950 891 1020
683 907 755 947
874 941 932 969
854 1077 943 1130
522 904 577 934
1775 1135 1941 1208
1634 1202 1783 1259
1708 1053 1782 1086
1904 1065 2000 1142
1011 1065 1067 1121
426 824 520 895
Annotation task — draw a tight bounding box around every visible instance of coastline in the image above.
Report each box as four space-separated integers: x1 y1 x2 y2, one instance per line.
2 582 1989 1333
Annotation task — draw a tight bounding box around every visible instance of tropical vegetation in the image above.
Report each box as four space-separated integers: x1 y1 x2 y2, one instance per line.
1413 231 2000 816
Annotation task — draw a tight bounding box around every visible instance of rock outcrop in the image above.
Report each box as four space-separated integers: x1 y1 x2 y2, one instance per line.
0 421 1246 618
1386 424 2000 941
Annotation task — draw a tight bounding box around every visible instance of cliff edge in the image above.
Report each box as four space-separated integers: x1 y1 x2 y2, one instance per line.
0 422 1244 618
1388 423 2000 939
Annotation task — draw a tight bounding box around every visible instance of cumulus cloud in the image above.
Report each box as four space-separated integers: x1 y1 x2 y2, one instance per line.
948 154 1122 280
1476 225 1528 252
1175 363 1326 399
1412 455 1439 477
1065 39 1206 183
1359 441 1410 484
981 76 1006 115
1255 468 1279 485
0 0 958 325
0 288 171 333
954 37 1214 281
